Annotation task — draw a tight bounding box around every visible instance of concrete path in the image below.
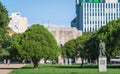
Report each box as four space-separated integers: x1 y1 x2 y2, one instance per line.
0 64 26 74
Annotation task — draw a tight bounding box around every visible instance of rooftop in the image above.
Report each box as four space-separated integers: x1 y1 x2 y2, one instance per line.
77 0 120 3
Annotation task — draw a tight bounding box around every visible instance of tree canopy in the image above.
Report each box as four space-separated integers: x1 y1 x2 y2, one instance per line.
62 35 89 66
62 39 76 58
0 1 10 59
9 24 58 68
86 19 120 61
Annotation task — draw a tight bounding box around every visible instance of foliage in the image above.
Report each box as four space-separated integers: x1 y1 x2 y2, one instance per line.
62 35 89 66
8 34 24 60
9 24 58 68
0 2 9 27
86 19 120 61
62 39 76 58
0 1 10 59
83 32 94 37
76 36 89 58
75 36 89 66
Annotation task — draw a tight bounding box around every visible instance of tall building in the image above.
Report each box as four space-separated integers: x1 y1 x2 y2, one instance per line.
71 0 120 32
9 12 28 33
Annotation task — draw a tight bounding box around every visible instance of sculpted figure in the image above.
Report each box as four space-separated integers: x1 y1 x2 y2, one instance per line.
99 40 106 57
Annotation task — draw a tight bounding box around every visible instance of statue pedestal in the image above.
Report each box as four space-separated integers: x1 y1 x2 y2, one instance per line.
99 57 107 72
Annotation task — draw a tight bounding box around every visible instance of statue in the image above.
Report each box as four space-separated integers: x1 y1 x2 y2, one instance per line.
99 40 106 57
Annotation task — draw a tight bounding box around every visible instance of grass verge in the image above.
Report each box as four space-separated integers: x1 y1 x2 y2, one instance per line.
9 64 120 74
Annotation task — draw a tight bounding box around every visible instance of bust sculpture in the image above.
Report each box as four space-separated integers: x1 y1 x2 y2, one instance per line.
99 40 106 57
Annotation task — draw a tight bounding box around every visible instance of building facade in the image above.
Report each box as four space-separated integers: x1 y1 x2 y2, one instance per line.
45 26 82 64
9 12 28 33
46 26 82 46
71 0 120 31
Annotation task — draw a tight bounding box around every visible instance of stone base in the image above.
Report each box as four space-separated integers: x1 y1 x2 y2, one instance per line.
99 57 107 72
58 55 63 64
75 57 82 64
39 58 45 64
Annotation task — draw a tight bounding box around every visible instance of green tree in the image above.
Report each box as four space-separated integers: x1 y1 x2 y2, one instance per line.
0 1 10 60
87 19 120 62
9 24 58 68
62 35 89 66
62 39 76 58
75 36 89 67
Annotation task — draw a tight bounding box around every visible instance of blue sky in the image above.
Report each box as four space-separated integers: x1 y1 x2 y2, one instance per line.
0 0 76 26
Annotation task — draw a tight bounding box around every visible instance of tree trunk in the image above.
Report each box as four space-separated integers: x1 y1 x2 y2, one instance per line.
80 58 84 67
32 58 40 69
107 57 110 64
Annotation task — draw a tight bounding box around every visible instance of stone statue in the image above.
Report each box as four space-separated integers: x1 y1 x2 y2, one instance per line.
99 40 106 57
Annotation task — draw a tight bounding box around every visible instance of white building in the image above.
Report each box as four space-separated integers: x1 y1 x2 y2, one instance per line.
9 12 28 33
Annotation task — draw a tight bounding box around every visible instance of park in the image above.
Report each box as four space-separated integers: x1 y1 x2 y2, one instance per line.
0 0 120 74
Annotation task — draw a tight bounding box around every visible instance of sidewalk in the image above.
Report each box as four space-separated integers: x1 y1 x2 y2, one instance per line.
0 64 26 74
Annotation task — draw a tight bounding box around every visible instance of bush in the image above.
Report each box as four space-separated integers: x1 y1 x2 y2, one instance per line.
52 60 56 64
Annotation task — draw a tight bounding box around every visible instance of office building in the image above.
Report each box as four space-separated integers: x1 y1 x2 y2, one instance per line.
71 0 120 31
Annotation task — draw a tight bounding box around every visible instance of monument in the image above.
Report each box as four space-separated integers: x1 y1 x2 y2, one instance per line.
99 40 107 72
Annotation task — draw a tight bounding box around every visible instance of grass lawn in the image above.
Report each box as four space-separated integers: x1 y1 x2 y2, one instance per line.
10 64 120 74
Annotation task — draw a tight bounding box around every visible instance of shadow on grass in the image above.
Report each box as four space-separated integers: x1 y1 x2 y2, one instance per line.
107 64 120 69
20 64 120 69
0 68 20 70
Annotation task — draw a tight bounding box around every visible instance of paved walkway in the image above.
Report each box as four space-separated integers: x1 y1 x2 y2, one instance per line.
0 64 26 74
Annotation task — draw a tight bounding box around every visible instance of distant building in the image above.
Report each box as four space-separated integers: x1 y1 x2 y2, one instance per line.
46 26 82 45
9 12 28 33
6 29 15 36
45 25 82 64
71 0 120 32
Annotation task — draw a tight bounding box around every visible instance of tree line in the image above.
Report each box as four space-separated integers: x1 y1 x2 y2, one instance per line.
0 1 120 68
0 2 58 68
62 19 120 66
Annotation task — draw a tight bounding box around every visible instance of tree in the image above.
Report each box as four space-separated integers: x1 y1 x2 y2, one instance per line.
0 1 10 60
75 36 89 67
9 24 58 68
62 39 76 58
86 19 120 62
62 35 89 66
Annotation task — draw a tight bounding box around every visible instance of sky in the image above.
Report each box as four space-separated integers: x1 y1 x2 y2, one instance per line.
0 0 76 26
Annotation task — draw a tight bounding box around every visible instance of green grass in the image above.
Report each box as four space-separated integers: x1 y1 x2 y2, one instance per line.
10 64 120 74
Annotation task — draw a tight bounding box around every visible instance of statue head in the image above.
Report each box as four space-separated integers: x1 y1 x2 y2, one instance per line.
100 40 102 43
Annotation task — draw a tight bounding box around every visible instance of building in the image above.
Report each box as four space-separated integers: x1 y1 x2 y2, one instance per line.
9 12 28 33
71 0 120 32
46 26 82 45
45 25 82 64
6 29 15 36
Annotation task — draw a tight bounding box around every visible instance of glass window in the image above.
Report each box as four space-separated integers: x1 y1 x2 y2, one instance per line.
108 3 110 8
111 3 113 8
114 3 115 8
92 3 94 8
116 4 118 8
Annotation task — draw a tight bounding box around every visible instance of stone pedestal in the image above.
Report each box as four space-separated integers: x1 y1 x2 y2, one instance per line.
58 55 64 64
65 58 68 65
99 57 107 72
68 58 72 65
75 57 82 64
39 58 45 64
